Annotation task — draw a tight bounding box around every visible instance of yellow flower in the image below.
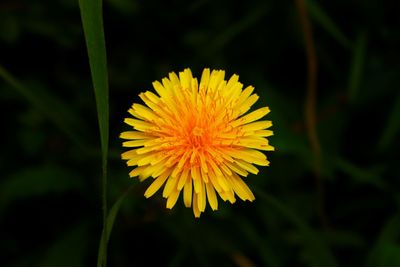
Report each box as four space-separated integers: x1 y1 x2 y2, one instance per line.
120 68 274 217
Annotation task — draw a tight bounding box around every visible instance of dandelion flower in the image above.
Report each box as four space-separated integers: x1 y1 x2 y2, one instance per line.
120 68 274 217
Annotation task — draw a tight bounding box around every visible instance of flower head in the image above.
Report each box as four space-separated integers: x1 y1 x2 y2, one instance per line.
121 68 274 217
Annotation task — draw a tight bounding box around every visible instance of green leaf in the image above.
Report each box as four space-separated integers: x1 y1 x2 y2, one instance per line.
334 157 386 189
366 213 400 267
255 189 339 267
319 230 366 249
236 216 281 267
348 33 367 102
107 0 138 15
0 65 89 151
97 186 134 267
0 15 20 43
0 165 83 212
78 0 109 163
378 92 400 151
208 4 268 52
306 0 352 48
39 223 89 267
105 186 134 242
78 0 109 266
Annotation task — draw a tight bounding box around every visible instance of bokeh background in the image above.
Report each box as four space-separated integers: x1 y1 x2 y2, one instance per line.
1 0 400 266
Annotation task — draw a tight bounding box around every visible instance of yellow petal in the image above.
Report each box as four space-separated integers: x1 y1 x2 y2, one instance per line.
166 189 180 209
193 193 201 218
208 158 223 176
251 129 274 137
122 140 147 147
132 103 158 122
144 172 169 198
197 180 206 212
143 91 160 104
179 68 192 90
124 118 153 131
183 178 192 208
150 160 170 178
223 148 264 162
237 86 254 106
219 162 232 176
193 173 202 194
241 121 272 133
177 168 190 190
162 175 178 198
169 71 180 87
230 174 255 201
206 182 218 210
120 131 151 140
126 157 140 166
152 80 168 98
219 189 236 204
136 145 159 154
199 68 210 91
150 152 170 165
121 149 137 159
225 74 239 91
129 166 147 177
224 161 248 177
224 82 243 104
235 159 259 175
200 168 209 183
176 150 191 171
209 70 225 92
230 107 270 127
237 94 259 116
128 108 146 120
139 163 165 181
207 168 222 193
199 183 207 212
191 166 201 181
199 152 208 174
137 154 157 166
216 175 230 192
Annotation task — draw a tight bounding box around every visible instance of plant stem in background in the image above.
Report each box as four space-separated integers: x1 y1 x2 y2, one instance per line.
295 0 329 228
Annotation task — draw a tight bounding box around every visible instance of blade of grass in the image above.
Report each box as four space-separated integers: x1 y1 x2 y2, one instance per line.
236 217 280 267
0 64 88 152
365 213 400 267
348 33 367 102
334 157 386 189
39 223 89 267
106 186 134 242
255 189 338 267
78 0 109 266
306 0 352 48
208 4 268 53
0 165 84 214
378 92 400 151
97 186 134 266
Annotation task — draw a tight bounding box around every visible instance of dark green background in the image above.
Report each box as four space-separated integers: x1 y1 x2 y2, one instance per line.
1 0 400 266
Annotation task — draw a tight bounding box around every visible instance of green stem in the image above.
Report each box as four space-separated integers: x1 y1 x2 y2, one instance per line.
101 162 108 266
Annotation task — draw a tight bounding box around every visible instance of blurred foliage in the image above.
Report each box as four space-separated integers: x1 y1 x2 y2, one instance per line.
1 0 400 266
